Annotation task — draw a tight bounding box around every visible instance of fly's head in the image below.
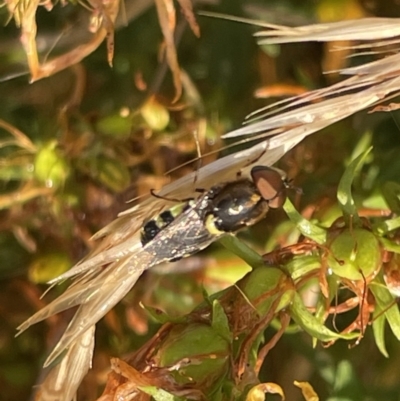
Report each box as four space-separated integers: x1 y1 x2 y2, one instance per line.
250 166 288 209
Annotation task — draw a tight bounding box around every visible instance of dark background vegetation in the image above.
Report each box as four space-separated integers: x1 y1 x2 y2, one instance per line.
2 0 400 400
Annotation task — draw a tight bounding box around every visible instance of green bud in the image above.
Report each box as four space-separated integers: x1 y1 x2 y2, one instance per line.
34 142 69 188
141 97 170 131
156 323 229 386
328 228 381 280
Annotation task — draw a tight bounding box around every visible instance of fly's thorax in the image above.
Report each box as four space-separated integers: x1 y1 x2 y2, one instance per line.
204 179 270 235
140 201 194 246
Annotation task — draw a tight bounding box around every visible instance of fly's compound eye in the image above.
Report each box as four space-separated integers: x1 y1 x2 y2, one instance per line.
206 180 269 234
251 166 287 209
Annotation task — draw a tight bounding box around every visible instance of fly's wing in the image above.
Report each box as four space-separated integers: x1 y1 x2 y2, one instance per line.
18 194 218 367
45 196 211 285
34 326 95 401
17 252 155 401
17 191 224 401
17 198 210 334
17 270 109 333
18 252 153 367
42 254 151 367
47 234 144 285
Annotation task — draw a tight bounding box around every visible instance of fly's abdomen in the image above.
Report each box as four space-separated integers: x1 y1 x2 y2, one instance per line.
140 203 191 246
142 207 215 262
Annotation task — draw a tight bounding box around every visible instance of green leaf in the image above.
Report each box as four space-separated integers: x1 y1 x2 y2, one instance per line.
314 275 339 320
375 216 400 236
219 235 264 268
283 198 327 244
142 304 185 324
372 306 389 358
0 164 33 181
370 276 400 341
290 293 359 342
242 267 291 315
333 360 357 391
337 147 372 226
201 286 212 306
347 130 372 163
285 255 321 281
381 302 400 341
140 386 181 401
212 300 232 343
381 181 400 214
96 113 132 137
379 237 400 254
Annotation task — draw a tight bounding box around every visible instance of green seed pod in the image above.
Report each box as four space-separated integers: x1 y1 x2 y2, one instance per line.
156 323 230 387
34 142 70 188
328 228 382 281
242 267 293 315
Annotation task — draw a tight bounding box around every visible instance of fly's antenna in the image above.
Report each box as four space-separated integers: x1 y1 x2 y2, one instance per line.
150 189 193 203
193 129 203 184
